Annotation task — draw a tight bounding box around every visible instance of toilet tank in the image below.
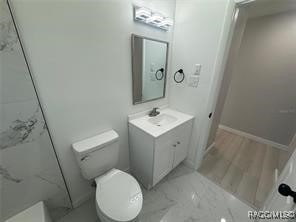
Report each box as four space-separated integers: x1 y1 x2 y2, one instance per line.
72 130 119 180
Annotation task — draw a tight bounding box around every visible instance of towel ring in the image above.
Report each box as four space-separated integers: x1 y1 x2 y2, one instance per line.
155 68 164 80
174 69 185 83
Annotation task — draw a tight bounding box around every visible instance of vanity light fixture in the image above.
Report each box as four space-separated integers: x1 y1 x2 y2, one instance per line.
135 7 151 21
158 18 174 30
134 6 173 31
146 12 164 25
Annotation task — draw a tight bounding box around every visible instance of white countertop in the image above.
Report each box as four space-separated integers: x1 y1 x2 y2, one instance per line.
128 108 194 138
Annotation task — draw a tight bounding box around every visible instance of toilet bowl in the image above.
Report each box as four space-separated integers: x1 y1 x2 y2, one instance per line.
95 169 142 222
72 130 143 222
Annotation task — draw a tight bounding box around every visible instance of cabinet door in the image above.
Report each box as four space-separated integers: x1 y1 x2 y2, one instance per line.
153 132 174 185
173 121 193 168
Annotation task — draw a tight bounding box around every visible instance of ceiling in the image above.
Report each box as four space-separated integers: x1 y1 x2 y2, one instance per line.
246 0 296 18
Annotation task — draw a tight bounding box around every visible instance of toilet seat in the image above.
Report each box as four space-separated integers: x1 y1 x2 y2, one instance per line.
95 169 143 222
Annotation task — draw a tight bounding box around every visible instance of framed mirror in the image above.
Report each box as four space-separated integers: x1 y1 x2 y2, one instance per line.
131 34 169 104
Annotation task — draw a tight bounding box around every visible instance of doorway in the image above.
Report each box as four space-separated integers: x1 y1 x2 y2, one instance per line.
198 0 296 209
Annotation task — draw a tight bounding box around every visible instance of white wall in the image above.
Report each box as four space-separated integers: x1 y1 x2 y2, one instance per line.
221 11 296 146
9 0 176 206
170 0 236 167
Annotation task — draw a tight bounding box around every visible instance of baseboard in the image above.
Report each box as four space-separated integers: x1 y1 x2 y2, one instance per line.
204 142 215 155
123 167 130 173
219 125 289 151
289 133 296 151
184 159 196 170
72 190 94 208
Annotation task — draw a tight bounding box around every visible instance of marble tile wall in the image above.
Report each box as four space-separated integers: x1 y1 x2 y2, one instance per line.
0 0 72 221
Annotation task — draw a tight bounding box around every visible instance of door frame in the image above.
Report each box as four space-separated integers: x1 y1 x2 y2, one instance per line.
192 0 252 169
196 0 296 212
197 0 296 170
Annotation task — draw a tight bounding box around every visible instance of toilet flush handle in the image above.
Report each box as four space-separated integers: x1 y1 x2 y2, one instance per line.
81 155 90 161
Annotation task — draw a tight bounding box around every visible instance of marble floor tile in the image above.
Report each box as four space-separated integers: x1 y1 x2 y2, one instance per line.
58 164 254 222
139 164 254 222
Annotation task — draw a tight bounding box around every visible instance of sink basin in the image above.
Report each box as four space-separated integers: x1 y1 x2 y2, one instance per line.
129 108 194 138
148 113 178 127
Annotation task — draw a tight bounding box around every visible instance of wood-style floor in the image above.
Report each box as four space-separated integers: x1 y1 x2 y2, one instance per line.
198 128 290 209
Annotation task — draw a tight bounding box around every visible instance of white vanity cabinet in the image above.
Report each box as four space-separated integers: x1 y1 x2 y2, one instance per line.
152 120 192 185
128 108 193 189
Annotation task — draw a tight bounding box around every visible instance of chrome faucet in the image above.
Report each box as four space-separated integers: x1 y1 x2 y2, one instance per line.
149 107 160 117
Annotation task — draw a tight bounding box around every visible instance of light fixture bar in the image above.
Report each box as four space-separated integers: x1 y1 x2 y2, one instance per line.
161 18 173 26
133 6 173 31
158 18 173 30
135 7 151 21
146 13 164 25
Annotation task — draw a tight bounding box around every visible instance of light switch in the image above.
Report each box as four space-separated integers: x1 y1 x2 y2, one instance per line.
194 64 202 75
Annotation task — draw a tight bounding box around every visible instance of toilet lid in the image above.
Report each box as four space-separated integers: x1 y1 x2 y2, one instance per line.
96 169 143 221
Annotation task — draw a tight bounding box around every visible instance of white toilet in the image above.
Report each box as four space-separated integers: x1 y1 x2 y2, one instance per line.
72 130 143 222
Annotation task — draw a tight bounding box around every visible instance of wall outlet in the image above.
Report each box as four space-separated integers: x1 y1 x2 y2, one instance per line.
188 75 199 87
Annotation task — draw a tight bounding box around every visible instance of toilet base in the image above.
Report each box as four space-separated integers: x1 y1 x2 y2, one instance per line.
96 204 138 222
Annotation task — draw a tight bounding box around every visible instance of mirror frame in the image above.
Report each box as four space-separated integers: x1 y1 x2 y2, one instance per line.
131 34 169 105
